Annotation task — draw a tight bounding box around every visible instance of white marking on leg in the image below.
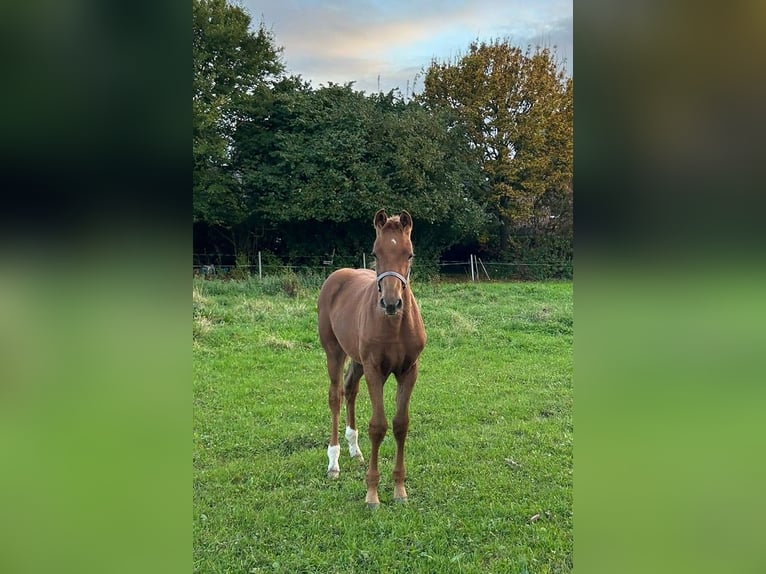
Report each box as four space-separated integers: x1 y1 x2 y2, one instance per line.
345 426 363 460
391 238 397 244
327 444 340 477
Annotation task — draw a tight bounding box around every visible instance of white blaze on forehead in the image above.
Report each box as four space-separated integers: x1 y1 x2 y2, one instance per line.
391 238 397 244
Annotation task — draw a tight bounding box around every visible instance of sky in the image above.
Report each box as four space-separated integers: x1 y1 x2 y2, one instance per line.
241 0 572 95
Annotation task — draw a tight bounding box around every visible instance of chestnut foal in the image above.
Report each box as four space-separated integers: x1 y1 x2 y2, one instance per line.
317 209 426 508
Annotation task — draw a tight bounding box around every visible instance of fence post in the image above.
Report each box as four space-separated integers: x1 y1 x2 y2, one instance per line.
478 257 491 281
470 254 475 281
258 251 262 280
362 252 366 269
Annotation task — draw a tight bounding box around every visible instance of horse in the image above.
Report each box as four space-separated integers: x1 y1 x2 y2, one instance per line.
317 209 427 509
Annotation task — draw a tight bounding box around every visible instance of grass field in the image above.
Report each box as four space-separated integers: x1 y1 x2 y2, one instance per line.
193 276 572 573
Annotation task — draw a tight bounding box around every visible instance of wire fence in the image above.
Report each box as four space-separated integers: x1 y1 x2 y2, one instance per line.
193 252 572 281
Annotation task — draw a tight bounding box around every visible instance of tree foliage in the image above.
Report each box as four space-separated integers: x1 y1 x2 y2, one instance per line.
192 5 573 278
192 0 284 228
232 83 485 261
418 40 573 258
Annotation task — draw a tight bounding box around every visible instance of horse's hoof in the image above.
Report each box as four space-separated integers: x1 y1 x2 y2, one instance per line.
352 454 365 464
367 502 380 510
393 496 408 505
327 470 339 479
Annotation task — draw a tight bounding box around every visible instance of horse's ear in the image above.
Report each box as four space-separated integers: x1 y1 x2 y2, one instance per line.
399 210 413 233
374 209 388 230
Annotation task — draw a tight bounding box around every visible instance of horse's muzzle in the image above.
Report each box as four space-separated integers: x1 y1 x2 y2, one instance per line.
380 297 403 315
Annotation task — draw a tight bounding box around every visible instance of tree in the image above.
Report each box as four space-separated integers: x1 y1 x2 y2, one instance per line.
418 40 573 260
233 83 485 264
192 0 284 255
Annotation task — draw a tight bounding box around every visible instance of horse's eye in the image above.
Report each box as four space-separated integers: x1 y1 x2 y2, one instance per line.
408 254 414 260
371 252 377 258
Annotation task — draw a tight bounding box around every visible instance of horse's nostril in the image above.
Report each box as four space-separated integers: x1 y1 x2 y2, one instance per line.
396 299 402 308
379 298 385 308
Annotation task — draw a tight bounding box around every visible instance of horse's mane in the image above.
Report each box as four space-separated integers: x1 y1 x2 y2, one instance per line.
381 215 403 230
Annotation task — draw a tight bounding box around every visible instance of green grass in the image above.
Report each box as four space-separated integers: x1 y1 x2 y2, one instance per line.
194 277 572 573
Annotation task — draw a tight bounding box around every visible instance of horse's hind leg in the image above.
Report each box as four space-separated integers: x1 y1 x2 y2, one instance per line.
325 345 346 479
392 362 418 503
344 361 365 462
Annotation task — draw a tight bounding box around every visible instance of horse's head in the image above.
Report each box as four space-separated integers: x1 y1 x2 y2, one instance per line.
372 209 414 316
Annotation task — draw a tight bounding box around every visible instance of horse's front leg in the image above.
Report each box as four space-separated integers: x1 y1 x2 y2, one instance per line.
392 362 418 503
364 368 388 509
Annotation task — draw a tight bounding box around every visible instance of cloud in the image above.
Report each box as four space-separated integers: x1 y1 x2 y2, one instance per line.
243 0 572 94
